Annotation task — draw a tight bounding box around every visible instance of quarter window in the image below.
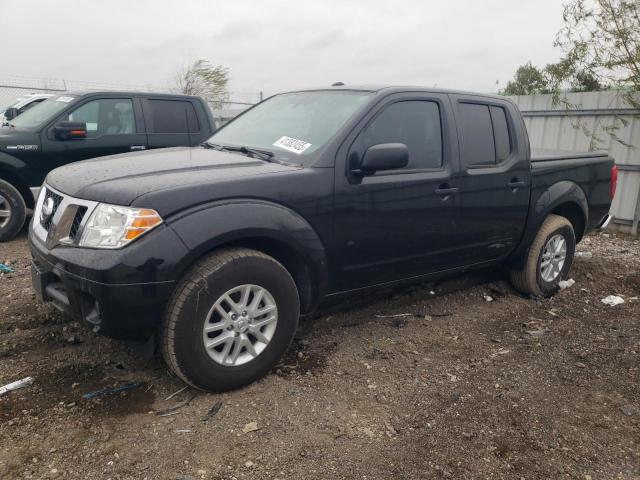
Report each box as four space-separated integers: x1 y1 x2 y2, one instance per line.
148 100 199 134
64 98 135 137
356 100 443 170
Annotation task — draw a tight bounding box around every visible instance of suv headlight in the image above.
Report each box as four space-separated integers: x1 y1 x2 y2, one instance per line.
79 203 163 249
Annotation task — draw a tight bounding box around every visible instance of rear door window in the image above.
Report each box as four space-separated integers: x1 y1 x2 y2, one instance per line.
459 102 512 166
459 103 495 166
147 100 200 133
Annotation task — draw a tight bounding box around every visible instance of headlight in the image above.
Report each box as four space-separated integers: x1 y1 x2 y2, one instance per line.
79 203 163 249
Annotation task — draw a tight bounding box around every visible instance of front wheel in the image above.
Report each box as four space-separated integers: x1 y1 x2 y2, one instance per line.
510 214 576 297
0 179 27 242
161 247 300 392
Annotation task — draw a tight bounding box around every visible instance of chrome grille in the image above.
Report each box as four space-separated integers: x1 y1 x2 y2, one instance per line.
32 184 98 249
69 206 88 240
40 188 63 232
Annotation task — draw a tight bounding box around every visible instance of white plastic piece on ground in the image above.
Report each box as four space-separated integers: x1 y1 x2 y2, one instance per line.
575 251 593 258
483 295 494 302
558 278 575 290
601 295 625 306
0 377 34 396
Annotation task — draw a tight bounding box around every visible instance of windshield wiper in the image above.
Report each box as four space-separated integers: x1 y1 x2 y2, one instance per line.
202 142 276 162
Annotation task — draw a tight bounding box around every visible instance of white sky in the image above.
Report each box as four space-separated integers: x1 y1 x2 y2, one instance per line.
0 0 566 100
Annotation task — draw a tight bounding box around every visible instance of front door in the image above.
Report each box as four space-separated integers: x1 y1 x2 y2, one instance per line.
331 93 461 292
38 97 147 182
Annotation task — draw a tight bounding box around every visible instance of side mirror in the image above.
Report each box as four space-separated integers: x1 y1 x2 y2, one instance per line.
357 143 409 174
4 107 19 121
54 121 87 141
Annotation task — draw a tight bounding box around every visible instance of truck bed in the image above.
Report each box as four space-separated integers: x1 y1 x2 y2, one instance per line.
531 148 609 162
529 148 614 234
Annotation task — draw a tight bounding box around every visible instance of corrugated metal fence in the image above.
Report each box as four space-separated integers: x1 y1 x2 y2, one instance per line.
508 91 640 233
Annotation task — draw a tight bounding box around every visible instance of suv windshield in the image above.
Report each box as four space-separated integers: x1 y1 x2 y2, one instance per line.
208 90 373 161
10 95 76 128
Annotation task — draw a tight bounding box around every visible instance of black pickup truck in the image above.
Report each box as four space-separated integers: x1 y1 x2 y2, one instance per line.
28 86 615 392
0 91 215 241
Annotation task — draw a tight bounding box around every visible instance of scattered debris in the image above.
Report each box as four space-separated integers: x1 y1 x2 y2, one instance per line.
0 263 14 274
0 377 34 396
391 318 408 328
526 328 549 337
66 335 82 345
575 251 593 258
242 421 260 434
601 295 625 306
575 362 587 369
620 405 635 417
83 383 140 400
374 313 414 319
244 460 255 468
164 386 188 401
202 401 223 422
174 429 192 434
155 392 198 416
483 295 494 302
558 278 575 290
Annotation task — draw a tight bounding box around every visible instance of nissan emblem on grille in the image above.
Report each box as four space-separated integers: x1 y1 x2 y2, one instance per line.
40 197 55 223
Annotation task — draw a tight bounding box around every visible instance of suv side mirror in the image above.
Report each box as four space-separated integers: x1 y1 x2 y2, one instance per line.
54 121 87 141
356 143 409 175
4 107 19 121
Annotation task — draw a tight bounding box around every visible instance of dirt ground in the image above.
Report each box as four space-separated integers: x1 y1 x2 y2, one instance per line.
0 227 638 480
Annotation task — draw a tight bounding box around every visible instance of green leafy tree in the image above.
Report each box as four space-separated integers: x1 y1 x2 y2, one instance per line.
174 59 229 108
554 0 639 105
503 62 551 95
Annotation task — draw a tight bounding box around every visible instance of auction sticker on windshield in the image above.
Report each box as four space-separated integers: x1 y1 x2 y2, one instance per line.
273 136 312 154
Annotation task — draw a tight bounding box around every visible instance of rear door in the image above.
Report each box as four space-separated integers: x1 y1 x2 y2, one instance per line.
40 96 147 172
141 98 201 149
450 95 531 264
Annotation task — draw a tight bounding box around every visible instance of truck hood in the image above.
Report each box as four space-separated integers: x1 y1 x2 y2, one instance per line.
47 147 301 210
0 127 40 150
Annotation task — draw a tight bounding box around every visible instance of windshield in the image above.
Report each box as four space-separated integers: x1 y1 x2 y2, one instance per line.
0 97 26 115
208 90 373 161
10 95 76 128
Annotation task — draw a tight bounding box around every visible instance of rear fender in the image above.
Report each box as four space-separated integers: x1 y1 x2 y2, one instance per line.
509 181 588 269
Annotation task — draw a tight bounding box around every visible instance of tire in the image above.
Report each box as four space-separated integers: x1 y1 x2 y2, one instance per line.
0 179 27 242
510 214 576 297
161 247 300 392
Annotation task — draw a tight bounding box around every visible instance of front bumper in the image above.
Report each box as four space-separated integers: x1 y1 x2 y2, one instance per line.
29 222 186 340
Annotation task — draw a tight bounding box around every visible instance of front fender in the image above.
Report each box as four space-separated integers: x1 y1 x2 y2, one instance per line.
168 199 329 297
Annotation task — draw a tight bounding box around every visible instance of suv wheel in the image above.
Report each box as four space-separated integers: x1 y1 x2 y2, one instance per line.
161 247 300 392
0 179 27 242
510 214 576 297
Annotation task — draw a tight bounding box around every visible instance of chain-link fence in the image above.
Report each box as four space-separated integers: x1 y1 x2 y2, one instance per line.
0 75 257 123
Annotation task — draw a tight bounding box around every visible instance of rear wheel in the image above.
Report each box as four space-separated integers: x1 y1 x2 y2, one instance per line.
161 247 300 392
0 179 27 242
510 214 575 297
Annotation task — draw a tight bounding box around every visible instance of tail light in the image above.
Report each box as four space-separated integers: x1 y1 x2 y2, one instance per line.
610 165 618 199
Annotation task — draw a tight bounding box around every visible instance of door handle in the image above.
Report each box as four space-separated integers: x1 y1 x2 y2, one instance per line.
507 178 527 190
435 184 459 200
130 145 146 151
